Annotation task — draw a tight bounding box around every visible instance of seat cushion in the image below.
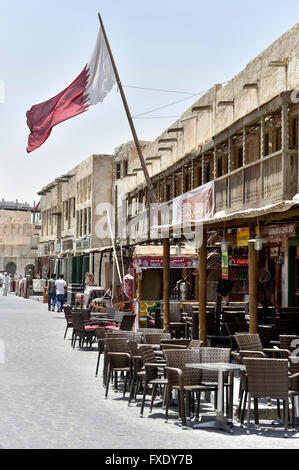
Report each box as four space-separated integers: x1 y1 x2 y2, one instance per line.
85 325 100 331
105 325 120 331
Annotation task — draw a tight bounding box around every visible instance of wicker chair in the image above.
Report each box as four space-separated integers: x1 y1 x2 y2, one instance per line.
137 328 164 333
104 337 131 399
94 327 106 377
224 322 249 351
139 346 167 417
71 312 99 349
243 358 290 437
127 340 145 406
161 339 190 348
163 349 218 428
234 333 289 359
188 340 203 348
63 306 74 341
279 336 299 356
289 357 299 430
143 332 171 345
105 313 136 332
102 332 142 385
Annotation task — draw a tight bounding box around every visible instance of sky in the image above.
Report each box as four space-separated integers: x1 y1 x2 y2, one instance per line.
1 0 299 204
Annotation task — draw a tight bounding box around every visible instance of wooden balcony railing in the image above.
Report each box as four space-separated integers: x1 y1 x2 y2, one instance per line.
215 149 298 213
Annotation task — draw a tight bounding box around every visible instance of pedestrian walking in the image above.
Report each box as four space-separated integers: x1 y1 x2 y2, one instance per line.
55 274 67 312
2 273 10 296
47 274 57 312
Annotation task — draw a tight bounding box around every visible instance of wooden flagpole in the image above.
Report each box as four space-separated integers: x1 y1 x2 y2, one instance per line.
98 13 157 204
98 14 171 332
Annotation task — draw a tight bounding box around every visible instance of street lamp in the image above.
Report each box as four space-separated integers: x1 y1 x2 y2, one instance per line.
248 234 265 251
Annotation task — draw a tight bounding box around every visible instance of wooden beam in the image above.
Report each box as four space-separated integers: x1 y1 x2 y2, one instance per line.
192 105 213 113
243 83 259 90
146 156 161 161
167 128 184 133
198 230 207 345
158 147 173 152
163 238 170 333
218 101 234 107
158 138 178 143
248 229 258 334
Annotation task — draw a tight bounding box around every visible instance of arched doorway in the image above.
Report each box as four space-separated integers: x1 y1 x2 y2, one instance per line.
5 262 16 277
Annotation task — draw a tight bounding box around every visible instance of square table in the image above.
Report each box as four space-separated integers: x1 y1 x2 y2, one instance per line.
185 362 246 434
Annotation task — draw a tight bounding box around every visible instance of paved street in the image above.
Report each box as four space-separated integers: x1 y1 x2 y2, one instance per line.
0 293 298 449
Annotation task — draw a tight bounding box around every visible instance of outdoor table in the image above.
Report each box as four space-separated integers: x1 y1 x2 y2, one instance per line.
185 362 246 434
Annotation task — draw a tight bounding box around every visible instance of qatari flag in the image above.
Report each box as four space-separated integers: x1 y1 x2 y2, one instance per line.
26 27 116 153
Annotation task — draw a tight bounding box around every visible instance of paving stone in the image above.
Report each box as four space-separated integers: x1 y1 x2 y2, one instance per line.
0 293 298 449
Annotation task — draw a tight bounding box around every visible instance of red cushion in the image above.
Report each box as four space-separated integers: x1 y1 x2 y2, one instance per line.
85 325 100 331
105 325 120 331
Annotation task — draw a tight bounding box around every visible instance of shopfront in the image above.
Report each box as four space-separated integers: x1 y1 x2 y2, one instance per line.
132 246 199 327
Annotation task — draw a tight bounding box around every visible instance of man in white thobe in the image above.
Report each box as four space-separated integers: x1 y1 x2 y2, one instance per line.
2 273 10 296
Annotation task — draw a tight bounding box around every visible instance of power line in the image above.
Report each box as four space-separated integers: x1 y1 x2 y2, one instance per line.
134 116 180 119
130 80 230 120
124 85 197 95
132 93 202 119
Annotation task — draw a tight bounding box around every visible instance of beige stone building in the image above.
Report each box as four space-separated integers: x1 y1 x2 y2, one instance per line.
37 154 113 285
0 202 41 277
111 22 299 313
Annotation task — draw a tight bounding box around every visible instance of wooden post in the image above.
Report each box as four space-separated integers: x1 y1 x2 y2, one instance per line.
137 271 142 301
248 227 258 334
163 237 170 333
281 96 289 198
198 229 207 345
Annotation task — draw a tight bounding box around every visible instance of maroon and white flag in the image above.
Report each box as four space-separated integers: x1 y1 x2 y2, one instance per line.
26 27 116 153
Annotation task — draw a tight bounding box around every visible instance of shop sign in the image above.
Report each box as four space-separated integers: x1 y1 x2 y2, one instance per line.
261 224 296 243
221 251 229 279
133 256 199 269
237 228 250 246
270 247 279 258
229 258 248 266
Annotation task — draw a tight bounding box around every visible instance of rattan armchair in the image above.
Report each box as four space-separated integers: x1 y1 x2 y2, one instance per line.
104 337 131 399
71 312 99 349
163 349 219 428
139 346 167 418
243 358 290 437
143 332 171 345
63 306 74 342
234 333 290 360
94 327 106 377
127 340 145 406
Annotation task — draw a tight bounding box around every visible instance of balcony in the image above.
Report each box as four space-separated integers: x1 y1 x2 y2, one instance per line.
214 148 298 213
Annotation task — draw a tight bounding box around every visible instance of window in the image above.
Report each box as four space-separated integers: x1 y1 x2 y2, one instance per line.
64 201 68 221
206 163 210 183
76 211 79 237
217 157 223 178
80 210 83 237
123 161 128 177
87 175 91 200
265 133 269 156
237 147 243 168
88 207 91 234
84 208 88 235
72 198 76 218
116 163 121 179
197 165 202 186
